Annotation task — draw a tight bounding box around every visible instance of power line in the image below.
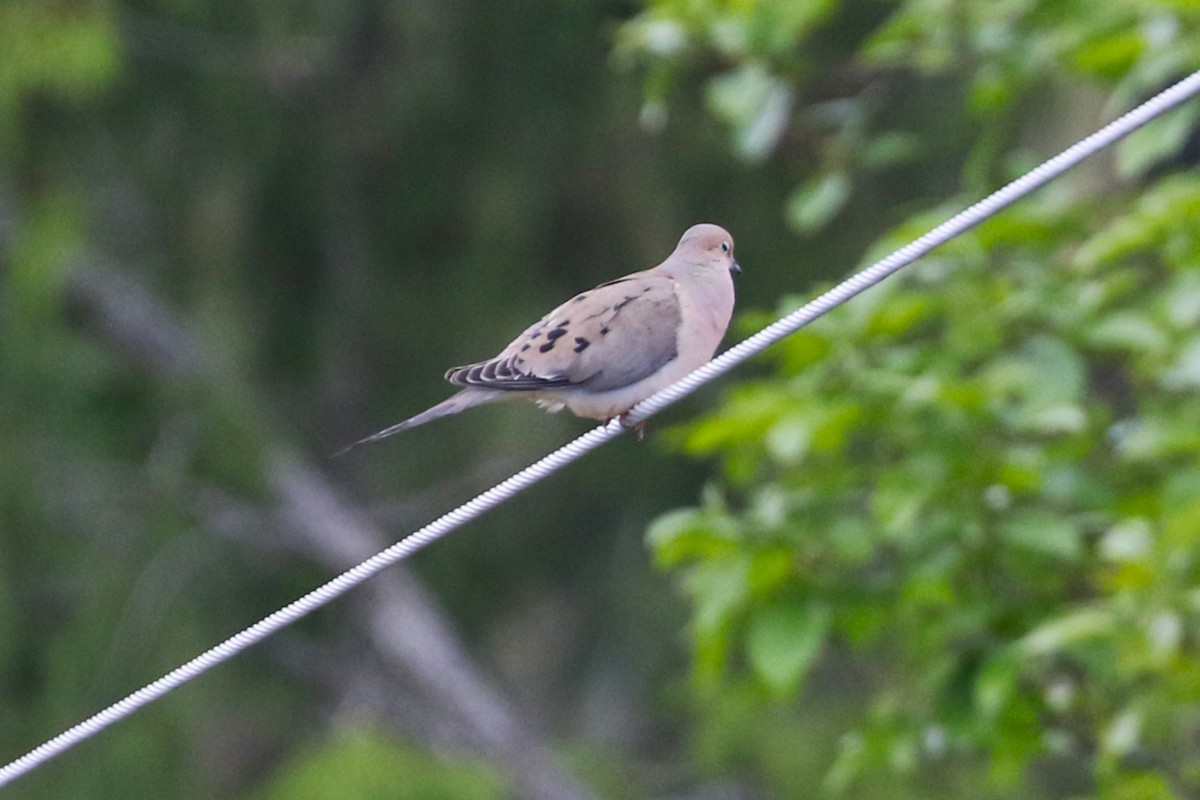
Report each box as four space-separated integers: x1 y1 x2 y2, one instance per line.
4 69 1200 790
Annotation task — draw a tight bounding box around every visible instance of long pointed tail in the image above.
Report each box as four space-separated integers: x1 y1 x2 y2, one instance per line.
334 389 500 456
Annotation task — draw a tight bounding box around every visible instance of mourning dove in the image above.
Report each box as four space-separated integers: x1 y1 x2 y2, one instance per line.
342 223 740 451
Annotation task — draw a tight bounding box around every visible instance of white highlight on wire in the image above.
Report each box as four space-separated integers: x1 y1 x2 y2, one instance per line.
4 69 1200 790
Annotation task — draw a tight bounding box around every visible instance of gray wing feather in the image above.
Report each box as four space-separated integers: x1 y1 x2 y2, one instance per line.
446 274 681 393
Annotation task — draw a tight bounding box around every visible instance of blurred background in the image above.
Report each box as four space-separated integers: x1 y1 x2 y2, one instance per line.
4 1 1200 798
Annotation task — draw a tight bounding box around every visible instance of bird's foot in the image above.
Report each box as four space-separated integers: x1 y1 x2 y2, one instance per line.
616 413 646 441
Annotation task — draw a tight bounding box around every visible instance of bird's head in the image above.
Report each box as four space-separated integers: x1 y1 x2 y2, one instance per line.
676 223 742 277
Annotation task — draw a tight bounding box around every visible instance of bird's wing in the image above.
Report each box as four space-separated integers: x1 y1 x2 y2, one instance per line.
445 272 682 393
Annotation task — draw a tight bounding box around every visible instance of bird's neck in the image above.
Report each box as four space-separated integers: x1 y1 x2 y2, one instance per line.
682 266 735 331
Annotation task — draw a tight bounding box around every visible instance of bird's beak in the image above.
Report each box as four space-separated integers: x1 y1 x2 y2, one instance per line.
730 259 743 276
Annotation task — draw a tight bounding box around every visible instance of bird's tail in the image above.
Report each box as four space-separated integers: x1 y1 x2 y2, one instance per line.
334 389 501 456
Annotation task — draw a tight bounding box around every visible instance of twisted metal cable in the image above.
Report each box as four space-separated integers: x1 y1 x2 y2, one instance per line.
3 69 1199 790
625 71 1200 424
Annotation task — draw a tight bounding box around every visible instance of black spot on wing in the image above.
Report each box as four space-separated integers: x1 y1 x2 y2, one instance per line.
576 288 682 392
573 337 590 353
546 328 567 341
538 341 555 353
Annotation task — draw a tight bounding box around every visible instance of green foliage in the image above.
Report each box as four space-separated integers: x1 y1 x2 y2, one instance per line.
632 0 1200 797
621 0 1200 232
658 180 1200 795
255 729 507 800
0 2 120 93
0 1 120 145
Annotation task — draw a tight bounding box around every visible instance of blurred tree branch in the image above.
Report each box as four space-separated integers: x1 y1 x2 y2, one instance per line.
61 264 595 800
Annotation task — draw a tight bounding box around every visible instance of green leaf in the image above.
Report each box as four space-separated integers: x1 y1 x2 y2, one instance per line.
1166 273 1200 328
1099 518 1153 563
1096 770 1181 800
748 547 794 597
975 652 1021 720
865 293 935 338
646 508 740 567
1116 102 1200 179
677 385 790 455
747 600 830 698
688 555 754 642
706 63 793 161
1086 312 1170 356
685 554 755 686
1022 336 1085 406
999 510 1082 561
9 192 83 314
786 172 851 233
1162 336 1200 390
1018 608 1114 657
257 728 505 800
861 132 920 169
1071 30 1145 79
745 0 837 55
0 4 120 101
773 327 833 374
764 414 810 464
1101 707 1143 758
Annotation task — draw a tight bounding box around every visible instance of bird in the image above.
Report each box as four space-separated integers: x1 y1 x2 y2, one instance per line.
340 223 741 453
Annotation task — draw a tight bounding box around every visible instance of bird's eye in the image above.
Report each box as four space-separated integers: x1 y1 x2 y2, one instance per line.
720 241 730 253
